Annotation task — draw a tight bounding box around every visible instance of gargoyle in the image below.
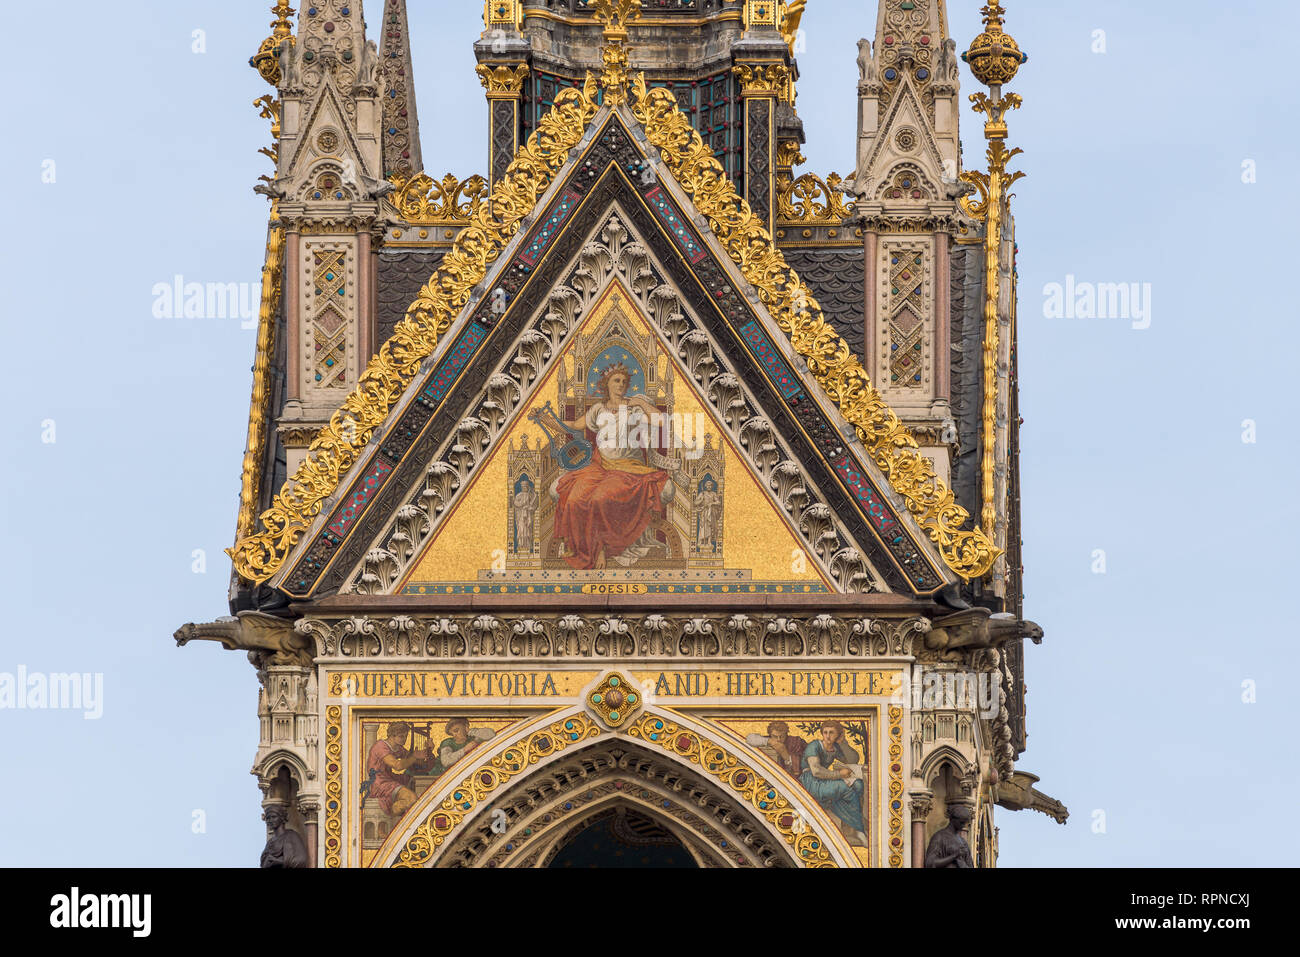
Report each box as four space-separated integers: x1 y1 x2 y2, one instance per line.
994 770 1069 824
925 608 1044 651
174 612 312 667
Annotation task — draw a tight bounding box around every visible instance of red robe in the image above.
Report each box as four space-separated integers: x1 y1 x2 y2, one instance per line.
772 734 808 778
554 451 669 570
366 740 430 814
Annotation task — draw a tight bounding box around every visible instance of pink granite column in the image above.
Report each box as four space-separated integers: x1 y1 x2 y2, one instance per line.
285 230 301 401
357 230 372 363
863 232 877 367
934 231 951 401
304 820 318 869
371 238 380 352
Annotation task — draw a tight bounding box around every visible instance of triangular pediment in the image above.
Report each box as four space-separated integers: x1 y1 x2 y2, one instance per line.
260 112 958 599
281 78 377 200
230 79 997 594
855 75 949 203
398 279 836 596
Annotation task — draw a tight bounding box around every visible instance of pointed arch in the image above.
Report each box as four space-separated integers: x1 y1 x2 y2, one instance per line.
371 707 857 868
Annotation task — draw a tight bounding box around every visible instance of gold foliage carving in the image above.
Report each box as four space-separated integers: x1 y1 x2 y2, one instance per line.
628 75 999 579
776 140 806 170
387 172 491 226
733 63 791 98
776 172 851 225
626 713 837 867
324 705 342 867
228 76 602 583
590 0 642 32
235 209 286 541
888 705 903 867
780 1 807 52
592 0 642 106
475 63 529 95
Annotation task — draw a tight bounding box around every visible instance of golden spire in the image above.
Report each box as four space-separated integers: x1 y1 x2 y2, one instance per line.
958 0 1027 555
591 0 642 106
251 2 296 87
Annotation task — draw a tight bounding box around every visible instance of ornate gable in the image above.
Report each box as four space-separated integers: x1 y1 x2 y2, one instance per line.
229 74 997 593
267 113 958 598
855 75 950 206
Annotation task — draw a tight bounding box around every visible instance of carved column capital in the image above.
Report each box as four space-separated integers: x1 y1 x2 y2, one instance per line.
909 790 935 821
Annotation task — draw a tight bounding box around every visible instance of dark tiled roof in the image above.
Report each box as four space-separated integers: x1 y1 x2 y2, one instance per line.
376 248 445 350
782 247 865 355
949 243 984 523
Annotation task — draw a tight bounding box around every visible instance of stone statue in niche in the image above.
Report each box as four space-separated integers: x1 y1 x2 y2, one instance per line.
260 805 310 869
923 803 974 868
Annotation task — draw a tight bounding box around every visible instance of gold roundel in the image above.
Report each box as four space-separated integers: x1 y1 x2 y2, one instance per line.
316 129 340 154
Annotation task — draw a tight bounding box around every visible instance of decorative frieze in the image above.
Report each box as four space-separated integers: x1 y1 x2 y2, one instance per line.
294 613 933 660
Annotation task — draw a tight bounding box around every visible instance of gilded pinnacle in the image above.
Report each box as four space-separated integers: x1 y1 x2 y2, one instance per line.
963 0 1028 89
271 1 295 42
251 2 297 87
592 0 642 105
591 0 642 41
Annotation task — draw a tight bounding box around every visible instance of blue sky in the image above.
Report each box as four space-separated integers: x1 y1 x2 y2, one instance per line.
0 0 1295 867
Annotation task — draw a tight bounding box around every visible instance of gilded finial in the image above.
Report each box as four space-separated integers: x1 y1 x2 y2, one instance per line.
250 2 297 87
780 0 807 52
591 0 642 106
962 0 1027 89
